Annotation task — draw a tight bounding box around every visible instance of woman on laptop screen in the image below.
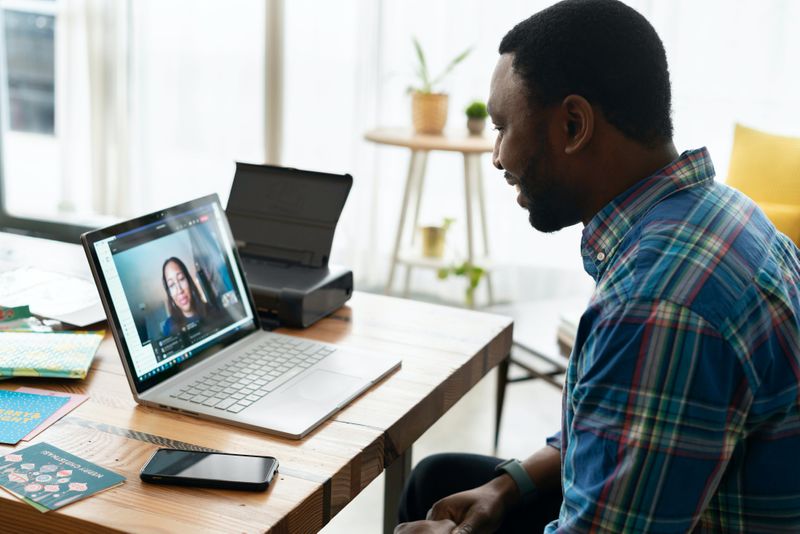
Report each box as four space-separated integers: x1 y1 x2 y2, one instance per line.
161 256 212 337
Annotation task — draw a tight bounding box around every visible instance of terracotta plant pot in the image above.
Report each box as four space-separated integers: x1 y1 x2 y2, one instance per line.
467 117 486 135
420 225 446 258
412 92 448 135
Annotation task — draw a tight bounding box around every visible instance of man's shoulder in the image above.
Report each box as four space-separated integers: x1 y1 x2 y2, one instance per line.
623 181 794 326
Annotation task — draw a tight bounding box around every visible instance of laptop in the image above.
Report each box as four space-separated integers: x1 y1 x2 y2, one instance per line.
81 194 400 439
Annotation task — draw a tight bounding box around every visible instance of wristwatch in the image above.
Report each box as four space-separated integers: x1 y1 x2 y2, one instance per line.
494 458 538 500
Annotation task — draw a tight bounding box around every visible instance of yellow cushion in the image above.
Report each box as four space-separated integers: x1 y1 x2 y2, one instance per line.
727 123 800 205
759 202 800 245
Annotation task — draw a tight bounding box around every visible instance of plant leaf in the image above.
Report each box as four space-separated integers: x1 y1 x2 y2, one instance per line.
468 267 483 288
412 36 431 92
465 285 475 307
429 46 472 89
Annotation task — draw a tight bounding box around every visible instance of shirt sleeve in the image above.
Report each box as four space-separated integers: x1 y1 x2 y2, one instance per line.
546 430 562 451
553 298 753 533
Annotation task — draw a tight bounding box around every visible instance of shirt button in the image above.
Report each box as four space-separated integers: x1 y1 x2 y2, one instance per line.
596 252 606 261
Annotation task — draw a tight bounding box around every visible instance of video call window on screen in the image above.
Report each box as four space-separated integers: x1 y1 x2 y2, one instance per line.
111 207 248 364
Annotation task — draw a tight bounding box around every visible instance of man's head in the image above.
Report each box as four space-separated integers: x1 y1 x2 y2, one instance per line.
488 0 674 232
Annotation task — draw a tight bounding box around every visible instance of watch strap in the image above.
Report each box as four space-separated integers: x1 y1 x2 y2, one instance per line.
495 458 537 499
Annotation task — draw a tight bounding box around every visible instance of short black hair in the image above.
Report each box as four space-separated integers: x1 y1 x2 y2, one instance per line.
499 0 672 146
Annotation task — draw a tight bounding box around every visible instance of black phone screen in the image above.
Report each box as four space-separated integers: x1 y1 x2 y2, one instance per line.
141 449 278 485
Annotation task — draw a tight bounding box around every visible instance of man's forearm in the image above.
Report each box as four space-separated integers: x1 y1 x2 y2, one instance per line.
523 444 562 492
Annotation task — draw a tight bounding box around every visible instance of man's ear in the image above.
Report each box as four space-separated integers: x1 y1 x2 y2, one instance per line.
561 95 594 155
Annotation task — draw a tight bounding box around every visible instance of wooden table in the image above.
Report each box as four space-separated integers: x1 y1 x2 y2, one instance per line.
0 292 512 533
364 128 496 306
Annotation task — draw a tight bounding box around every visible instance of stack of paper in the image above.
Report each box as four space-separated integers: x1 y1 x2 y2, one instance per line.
0 265 104 327
0 442 125 512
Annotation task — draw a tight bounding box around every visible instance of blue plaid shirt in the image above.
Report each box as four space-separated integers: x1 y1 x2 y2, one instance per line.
545 148 800 533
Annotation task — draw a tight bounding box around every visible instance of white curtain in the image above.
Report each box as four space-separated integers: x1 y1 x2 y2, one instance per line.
84 0 130 216
51 0 130 220
126 0 266 216
280 0 800 305
55 0 267 220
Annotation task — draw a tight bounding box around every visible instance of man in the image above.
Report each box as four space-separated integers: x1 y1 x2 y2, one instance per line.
396 0 800 532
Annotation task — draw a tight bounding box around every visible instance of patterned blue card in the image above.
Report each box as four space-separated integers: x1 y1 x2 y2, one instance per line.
0 442 125 511
0 390 70 444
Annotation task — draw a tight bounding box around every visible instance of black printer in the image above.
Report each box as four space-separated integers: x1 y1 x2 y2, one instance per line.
226 163 354 328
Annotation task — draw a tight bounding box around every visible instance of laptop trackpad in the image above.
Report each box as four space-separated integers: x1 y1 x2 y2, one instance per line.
287 369 364 404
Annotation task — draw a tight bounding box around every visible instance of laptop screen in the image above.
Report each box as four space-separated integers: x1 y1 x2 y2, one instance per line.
88 196 257 389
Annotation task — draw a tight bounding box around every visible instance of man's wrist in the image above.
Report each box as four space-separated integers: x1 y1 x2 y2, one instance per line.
494 458 538 503
486 467 522 509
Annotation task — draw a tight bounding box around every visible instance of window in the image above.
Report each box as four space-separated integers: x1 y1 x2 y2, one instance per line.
0 0 85 240
4 8 54 134
0 1 268 243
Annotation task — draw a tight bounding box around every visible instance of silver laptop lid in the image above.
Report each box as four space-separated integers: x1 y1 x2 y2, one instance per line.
82 194 260 394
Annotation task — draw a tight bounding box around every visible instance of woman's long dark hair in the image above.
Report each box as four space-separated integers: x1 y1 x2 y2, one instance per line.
162 256 208 331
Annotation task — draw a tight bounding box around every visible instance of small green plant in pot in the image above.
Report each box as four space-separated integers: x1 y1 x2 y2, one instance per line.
437 261 486 308
409 37 471 135
465 100 488 135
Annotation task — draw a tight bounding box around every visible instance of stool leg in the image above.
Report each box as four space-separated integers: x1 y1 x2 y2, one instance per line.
463 155 475 283
409 151 429 248
403 152 428 298
386 150 421 295
472 154 494 305
495 355 511 452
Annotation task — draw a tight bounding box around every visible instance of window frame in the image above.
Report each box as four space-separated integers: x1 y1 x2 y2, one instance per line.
0 0 91 242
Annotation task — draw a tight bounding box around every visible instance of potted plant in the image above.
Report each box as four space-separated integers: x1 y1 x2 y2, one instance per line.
437 261 486 308
465 100 488 135
409 37 471 135
420 217 454 258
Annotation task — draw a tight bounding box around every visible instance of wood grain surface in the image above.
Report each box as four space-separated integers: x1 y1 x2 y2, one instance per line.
0 292 512 533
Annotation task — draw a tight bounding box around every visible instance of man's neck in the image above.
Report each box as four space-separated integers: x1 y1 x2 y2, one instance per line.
580 138 679 225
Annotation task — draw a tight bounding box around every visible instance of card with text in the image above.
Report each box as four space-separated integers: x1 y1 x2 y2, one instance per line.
0 442 125 512
0 390 69 444
15 387 89 441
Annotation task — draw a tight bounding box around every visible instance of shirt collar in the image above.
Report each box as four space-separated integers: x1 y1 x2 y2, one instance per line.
580 147 716 280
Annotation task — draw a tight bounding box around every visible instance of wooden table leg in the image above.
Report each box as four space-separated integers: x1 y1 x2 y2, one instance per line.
383 447 412 534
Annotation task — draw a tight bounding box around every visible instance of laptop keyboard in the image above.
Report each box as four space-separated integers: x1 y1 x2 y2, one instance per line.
170 336 336 414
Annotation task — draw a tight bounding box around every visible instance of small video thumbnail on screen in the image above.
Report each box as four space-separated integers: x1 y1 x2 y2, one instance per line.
111 213 248 362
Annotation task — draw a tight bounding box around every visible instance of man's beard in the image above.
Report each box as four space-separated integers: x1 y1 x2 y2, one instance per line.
516 153 579 233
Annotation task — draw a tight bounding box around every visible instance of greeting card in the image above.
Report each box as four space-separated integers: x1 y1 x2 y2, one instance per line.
0 442 125 512
0 390 69 444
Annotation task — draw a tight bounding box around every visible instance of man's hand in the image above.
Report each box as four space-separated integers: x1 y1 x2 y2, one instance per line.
425 475 518 534
394 519 456 534
397 447 560 534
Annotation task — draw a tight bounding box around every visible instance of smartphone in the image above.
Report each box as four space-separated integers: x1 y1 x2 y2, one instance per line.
140 448 279 491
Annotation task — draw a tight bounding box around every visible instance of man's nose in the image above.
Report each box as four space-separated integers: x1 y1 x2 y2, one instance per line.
492 141 503 170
